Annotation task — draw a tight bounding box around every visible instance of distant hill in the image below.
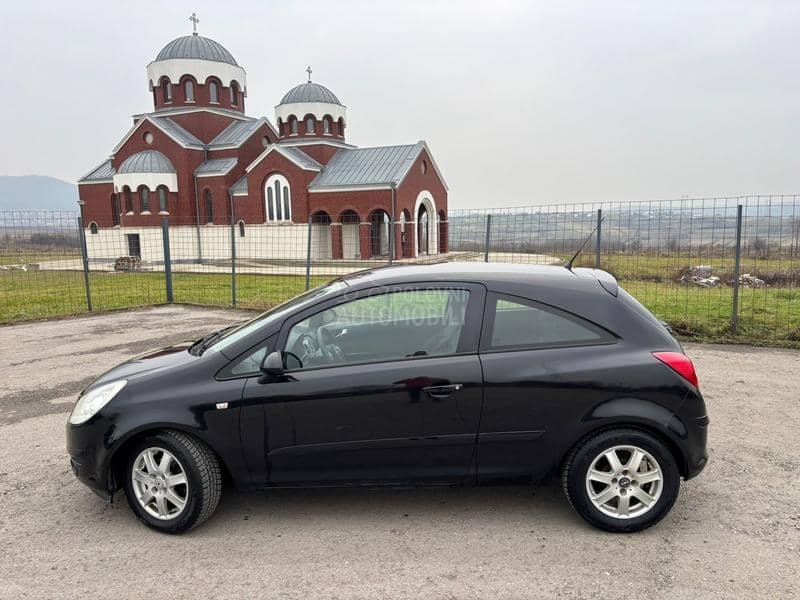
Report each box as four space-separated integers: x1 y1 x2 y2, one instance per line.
0 176 79 212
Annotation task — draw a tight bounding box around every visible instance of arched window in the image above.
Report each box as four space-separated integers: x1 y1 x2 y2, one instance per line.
157 186 168 212
204 189 213 223
184 80 195 102
111 195 120 226
264 174 291 222
290 117 298 135
323 116 331 134
305 116 315 135
338 118 345 137
161 78 172 102
238 220 245 237
209 81 219 103
89 222 99 235
277 118 283 135
230 81 239 105
123 186 133 213
138 186 150 212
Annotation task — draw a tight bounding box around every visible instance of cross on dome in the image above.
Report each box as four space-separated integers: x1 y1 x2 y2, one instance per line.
189 12 200 36
306 66 312 83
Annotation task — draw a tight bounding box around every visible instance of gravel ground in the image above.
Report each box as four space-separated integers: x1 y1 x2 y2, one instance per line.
0 306 798 599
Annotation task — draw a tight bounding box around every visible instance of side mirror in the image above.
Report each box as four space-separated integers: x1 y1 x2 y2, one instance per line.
260 351 285 379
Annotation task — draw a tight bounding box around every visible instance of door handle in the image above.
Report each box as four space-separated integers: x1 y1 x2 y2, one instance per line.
422 384 463 398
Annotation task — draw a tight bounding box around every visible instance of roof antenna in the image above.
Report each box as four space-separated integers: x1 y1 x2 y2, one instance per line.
565 217 605 271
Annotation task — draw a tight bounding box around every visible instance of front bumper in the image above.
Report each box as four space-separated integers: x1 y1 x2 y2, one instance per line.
66 417 116 501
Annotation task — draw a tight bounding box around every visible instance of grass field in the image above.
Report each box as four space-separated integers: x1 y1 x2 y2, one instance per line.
0 270 332 323
1 264 798 347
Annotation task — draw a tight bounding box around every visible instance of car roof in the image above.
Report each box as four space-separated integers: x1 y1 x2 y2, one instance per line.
339 262 614 295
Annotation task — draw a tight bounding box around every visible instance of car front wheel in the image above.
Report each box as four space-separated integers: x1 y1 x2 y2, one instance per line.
562 428 680 532
122 430 222 534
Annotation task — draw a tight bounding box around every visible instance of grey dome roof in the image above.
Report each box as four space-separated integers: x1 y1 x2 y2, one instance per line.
279 82 341 105
118 151 176 174
155 35 238 66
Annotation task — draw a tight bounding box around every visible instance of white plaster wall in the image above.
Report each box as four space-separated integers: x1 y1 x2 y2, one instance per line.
342 224 359 259
85 224 317 263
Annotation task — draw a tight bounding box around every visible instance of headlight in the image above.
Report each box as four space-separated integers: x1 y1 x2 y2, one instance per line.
68 380 127 425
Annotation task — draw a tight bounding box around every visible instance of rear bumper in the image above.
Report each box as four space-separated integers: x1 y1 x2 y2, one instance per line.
682 414 709 480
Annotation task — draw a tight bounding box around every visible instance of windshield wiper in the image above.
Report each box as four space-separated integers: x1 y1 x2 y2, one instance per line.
190 325 237 356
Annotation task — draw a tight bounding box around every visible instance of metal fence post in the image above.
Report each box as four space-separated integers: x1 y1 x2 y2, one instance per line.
484 214 492 263
76 217 93 311
230 197 237 308
595 208 602 269
161 218 174 303
731 204 743 334
305 217 313 290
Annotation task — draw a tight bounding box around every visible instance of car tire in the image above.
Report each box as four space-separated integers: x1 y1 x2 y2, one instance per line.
122 430 222 534
562 428 680 533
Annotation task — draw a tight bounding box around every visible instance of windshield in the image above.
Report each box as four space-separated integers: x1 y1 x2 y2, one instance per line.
202 279 349 355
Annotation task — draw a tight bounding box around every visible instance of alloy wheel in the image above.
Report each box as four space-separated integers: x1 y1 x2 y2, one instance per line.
131 447 188 520
585 444 663 519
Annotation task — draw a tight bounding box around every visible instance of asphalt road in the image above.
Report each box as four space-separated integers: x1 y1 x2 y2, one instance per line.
0 306 798 599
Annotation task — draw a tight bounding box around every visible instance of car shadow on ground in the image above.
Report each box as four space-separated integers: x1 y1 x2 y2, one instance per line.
74 479 584 536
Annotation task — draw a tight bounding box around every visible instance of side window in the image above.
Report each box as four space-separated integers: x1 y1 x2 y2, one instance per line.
218 337 274 379
487 294 612 350
285 289 470 370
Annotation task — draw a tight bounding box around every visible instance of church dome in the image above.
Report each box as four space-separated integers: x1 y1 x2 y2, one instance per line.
155 35 238 66
279 82 341 105
118 151 176 174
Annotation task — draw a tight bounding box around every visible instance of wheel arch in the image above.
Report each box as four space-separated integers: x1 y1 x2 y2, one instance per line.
565 399 691 478
105 424 233 494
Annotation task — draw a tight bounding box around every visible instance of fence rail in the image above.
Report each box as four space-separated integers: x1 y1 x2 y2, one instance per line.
1 195 798 346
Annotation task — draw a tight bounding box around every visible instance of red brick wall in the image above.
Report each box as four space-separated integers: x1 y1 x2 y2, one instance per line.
152 76 245 113
395 148 448 219
277 116 345 142
238 152 318 224
78 183 115 228
292 143 341 165
97 122 205 226
307 189 394 223
169 112 238 144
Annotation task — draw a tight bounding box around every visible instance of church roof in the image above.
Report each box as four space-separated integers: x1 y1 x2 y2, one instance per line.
279 82 341 105
209 118 266 148
149 117 204 147
118 150 176 174
308 143 425 190
280 147 323 171
155 35 238 66
230 176 248 196
79 159 115 183
195 158 237 176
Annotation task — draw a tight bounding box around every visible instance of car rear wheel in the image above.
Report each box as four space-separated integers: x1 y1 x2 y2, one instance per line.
122 430 222 534
562 429 680 532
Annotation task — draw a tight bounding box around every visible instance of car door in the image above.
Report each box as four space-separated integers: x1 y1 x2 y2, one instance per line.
476 291 619 484
241 283 486 486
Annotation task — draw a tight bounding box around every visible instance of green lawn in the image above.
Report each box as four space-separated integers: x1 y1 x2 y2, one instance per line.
0 270 331 322
1 267 798 347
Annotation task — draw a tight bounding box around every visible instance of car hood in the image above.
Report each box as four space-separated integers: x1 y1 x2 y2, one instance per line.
88 342 197 389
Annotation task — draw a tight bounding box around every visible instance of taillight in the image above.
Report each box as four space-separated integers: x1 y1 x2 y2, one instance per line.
652 351 699 388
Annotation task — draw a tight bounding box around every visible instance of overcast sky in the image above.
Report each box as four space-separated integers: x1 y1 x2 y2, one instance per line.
2 0 798 207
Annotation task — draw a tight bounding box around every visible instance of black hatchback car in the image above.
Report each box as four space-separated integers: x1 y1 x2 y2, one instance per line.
67 263 708 533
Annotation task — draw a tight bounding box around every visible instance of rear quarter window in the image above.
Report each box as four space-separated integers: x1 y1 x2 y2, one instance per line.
484 293 615 351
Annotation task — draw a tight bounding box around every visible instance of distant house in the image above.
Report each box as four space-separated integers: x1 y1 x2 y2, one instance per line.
77 23 448 262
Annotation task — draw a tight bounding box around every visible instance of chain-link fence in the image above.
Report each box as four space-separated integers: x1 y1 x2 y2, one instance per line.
2 195 798 346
